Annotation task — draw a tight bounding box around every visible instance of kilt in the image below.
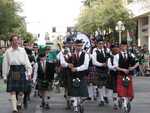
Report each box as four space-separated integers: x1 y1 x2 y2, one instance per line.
84 66 97 84
107 71 117 92
61 68 72 96
7 65 29 92
95 69 108 87
116 72 134 98
26 80 32 93
70 78 89 97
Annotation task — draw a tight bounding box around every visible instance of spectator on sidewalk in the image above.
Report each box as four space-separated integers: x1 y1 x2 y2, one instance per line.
0 47 4 79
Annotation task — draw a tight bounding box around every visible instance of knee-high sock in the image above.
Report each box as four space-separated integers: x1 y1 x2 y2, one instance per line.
98 88 104 102
72 97 77 107
123 97 128 107
73 97 81 111
113 93 118 105
17 93 24 106
11 95 17 111
88 85 94 99
106 89 113 100
43 91 47 103
102 86 106 97
93 86 97 98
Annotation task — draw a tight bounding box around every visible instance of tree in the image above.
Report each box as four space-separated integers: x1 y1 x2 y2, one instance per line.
76 0 136 42
24 32 36 43
0 0 27 41
83 0 98 7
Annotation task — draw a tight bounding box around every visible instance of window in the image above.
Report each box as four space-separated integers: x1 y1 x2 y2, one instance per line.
141 17 148 26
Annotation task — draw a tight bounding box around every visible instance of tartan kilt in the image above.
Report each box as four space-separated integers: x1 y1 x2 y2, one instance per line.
94 71 108 87
69 78 89 97
25 80 32 93
106 71 117 92
116 72 134 98
84 66 97 84
7 71 29 92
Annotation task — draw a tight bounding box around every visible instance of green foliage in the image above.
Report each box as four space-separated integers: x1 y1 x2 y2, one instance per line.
76 0 136 36
24 32 36 43
83 0 97 7
0 0 35 43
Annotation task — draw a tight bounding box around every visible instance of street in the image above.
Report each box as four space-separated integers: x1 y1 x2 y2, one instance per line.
0 77 150 113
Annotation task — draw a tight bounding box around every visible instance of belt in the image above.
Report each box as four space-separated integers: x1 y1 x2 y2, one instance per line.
10 65 25 72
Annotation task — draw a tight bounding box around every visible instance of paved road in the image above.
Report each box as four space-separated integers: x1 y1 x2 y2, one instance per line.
0 77 150 113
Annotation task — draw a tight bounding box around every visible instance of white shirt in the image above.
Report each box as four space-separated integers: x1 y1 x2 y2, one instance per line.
58 50 90 72
75 51 90 72
107 54 118 71
2 47 32 80
57 51 71 68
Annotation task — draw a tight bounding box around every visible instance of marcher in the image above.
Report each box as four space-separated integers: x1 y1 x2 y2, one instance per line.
23 43 36 108
46 46 58 90
69 39 89 112
107 44 120 110
92 39 109 106
85 37 97 101
114 41 139 113
59 39 89 112
2 34 32 113
33 52 52 109
56 41 74 109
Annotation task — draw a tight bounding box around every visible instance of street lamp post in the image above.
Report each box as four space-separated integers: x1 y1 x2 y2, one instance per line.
115 21 125 44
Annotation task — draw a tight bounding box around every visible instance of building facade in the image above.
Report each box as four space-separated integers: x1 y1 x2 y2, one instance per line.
124 0 150 50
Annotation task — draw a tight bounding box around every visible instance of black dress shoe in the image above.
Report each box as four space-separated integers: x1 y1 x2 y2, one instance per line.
40 102 45 108
12 110 18 113
87 97 92 100
65 100 71 110
24 102 28 109
44 103 50 110
17 105 22 111
98 101 104 106
104 97 109 104
113 104 118 110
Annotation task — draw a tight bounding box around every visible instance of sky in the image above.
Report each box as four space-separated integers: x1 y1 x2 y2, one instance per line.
16 0 83 34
